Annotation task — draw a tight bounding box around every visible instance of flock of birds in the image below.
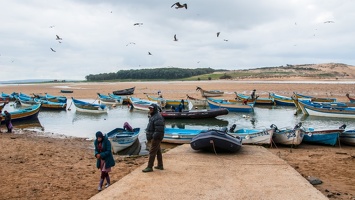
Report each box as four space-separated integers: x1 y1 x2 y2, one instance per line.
45 1 335 59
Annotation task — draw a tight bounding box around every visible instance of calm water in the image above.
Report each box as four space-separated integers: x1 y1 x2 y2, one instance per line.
5 99 355 142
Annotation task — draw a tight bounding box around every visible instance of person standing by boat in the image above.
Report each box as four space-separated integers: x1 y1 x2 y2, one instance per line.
251 89 256 99
94 131 115 192
4 110 12 133
143 104 165 172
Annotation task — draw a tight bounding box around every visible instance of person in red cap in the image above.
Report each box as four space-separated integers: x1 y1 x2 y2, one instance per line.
142 104 165 172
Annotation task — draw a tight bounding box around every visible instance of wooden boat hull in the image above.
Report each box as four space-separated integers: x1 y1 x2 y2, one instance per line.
207 98 254 112
161 108 228 119
186 95 207 107
303 128 343 146
235 93 274 105
146 94 190 109
272 126 305 146
129 97 158 111
340 130 355 146
107 128 140 153
269 93 295 106
60 90 73 93
72 97 107 113
97 93 123 105
190 129 242 153
196 86 224 97
1 104 41 124
113 87 135 95
163 128 204 144
293 92 336 102
230 128 274 145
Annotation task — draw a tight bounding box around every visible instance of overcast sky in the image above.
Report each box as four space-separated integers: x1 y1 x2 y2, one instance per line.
0 0 354 81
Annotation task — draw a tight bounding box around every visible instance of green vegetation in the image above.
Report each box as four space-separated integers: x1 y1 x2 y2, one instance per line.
85 67 218 81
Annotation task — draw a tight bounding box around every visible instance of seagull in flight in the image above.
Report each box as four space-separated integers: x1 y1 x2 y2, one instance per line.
217 32 220 37
148 52 152 55
56 35 62 40
324 20 334 23
50 48 56 52
126 42 136 46
133 23 143 26
174 34 178 41
49 25 55 28
171 2 187 9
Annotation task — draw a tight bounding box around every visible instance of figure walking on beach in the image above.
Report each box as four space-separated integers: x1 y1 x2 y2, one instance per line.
143 104 165 172
94 131 115 191
4 110 12 133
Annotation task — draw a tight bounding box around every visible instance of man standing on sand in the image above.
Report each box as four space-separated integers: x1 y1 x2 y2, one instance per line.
4 110 12 133
143 104 165 172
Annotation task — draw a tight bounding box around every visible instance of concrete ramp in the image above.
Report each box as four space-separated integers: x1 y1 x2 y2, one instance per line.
90 145 327 200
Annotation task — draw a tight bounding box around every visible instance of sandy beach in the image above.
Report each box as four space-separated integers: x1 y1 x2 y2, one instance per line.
1 80 355 199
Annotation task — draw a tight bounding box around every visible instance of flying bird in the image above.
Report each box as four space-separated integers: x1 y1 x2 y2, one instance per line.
126 42 136 46
174 34 178 41
49 25 55 28
50 48 56 52
324 20 334 23
223 39 228 42
133 23 143 26
216 32 220 37
171 2 187 9
56 35 62 40
148 52 152 55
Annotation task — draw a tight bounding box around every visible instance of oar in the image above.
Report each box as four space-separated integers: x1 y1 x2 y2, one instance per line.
67 101 72 111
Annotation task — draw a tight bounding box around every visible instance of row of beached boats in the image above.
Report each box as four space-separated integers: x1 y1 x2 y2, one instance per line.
104 121 355 154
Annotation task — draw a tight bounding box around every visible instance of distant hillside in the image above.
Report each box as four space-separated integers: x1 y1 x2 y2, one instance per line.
217 63 355 80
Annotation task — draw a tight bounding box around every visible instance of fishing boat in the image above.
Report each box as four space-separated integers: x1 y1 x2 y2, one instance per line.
196 86 224 97
346 93 355 103
163 128 205 144
235 92 274 105
97 93 123 105
108 93 129 104
161 108 228 119
270 123 305 146
340 129 355 146
71 97 107 113
112 86 135 95
190 128 242 153
106 127 140 153
228 124 274 145
186 94 207 107
1 103 41 124
165 118 229 128
33 93 67 103
17 96 38 106
34 98 67 110
1 92 17 101
60 90 73 93
269 92 295 106
297 99 355 119
303 127 344 146
206 98 254 112
146 94 191 109
128 97 158 111
293 92 337 102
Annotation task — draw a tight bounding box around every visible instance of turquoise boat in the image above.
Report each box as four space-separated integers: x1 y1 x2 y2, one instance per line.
163 128 205 144
303 127 344 146
269 92 294 106
206 98 254 112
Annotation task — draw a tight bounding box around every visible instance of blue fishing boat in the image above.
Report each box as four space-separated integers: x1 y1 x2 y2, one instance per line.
161 108 228 119
71 97 107 113
129 97 158 111
297 99 355 119
106 127 140 153
163 128 205 144
303 127 344 146
190 129 242 153
1 104 41 124
206 98 254 112
34 98 67 110
97 93 123 105
269 92 295 106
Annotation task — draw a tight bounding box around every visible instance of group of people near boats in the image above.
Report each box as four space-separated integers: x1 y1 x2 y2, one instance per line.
94 102 165 192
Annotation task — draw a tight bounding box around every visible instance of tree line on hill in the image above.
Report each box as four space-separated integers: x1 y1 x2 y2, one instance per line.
85 67 221 81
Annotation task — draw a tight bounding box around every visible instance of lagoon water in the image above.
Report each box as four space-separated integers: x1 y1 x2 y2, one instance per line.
5 99 355 143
